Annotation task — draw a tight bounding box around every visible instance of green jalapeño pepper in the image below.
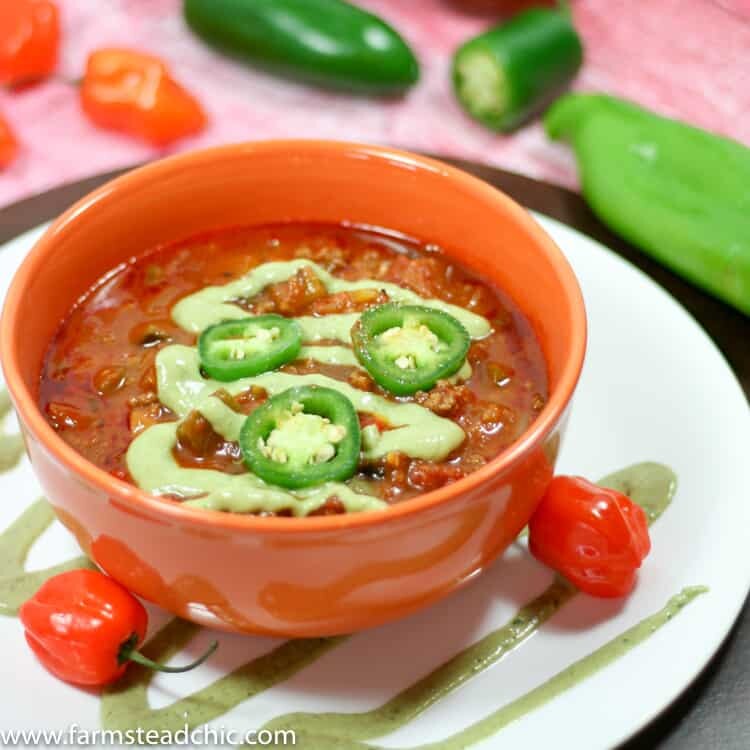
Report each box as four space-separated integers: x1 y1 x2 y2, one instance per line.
240 386 361 489
453 7 582 132
351 304 470 396
183 0 419 94
545 94 750 316
198 315 302 381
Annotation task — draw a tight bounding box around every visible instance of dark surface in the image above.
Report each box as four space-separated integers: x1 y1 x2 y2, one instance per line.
0 162 748 749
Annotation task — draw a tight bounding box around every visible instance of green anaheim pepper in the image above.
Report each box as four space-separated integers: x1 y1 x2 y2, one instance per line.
240 385 361 489
198 316 301 381
453 6 583 132
183 0 419 94
545 93 750 316
351 304 471 396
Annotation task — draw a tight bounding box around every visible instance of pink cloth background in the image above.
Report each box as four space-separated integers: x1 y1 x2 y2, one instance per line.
1 0 749 209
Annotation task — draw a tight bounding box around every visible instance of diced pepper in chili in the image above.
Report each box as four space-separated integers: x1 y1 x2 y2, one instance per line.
0 0 59 86
240 385 361 489
0 114 18 169
528 476 652 598
19 569 217 686
80 48 207 146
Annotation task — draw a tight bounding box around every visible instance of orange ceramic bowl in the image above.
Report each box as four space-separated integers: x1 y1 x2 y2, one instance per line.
1 141 585 637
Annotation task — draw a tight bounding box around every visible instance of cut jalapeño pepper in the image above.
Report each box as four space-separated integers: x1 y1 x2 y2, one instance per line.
198 316 302 381
239 385 361 489
452 7 583 133
351 304 470 396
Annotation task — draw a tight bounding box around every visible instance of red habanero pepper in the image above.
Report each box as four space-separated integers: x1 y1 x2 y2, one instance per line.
80 49 207 147
0 0 60 86
529 476 651 598
0 114 19 168
19 569 217 686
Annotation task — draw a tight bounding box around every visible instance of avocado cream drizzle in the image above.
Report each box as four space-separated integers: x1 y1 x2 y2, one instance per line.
154 346 467 461
100 619 344 733
0 392 92 615
0 499 93 615
256 587 707 750
248 461 683 747
0 450 706 745
0 398 707 748
127 258 492 516
98 463 702 748
126 345 468 515
0 390 24 473
171 260 492 339
129 418 387 516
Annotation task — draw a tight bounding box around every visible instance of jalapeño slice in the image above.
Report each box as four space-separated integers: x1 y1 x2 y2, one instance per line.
351 304 471 396
239 385 361 489
198 316 302 381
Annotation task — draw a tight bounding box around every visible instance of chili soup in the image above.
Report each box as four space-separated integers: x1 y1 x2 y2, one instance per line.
39 223 547 517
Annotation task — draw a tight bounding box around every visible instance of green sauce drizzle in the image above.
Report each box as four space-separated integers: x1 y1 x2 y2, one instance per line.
256 587 707 750
0 499 94 616
0 389 93 615
0 391 709 748
126 346 467 515
127 258 491 516
249 461 681 746
154 347 467 461
171 260 491 339
599 461 678 523
128 418 387 516
0 390 25 473
258 578 577 747
101 619 344 732
393 586 708 750
96 462 699 748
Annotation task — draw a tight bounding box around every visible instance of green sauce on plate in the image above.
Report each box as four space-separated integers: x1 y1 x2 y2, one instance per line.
0 393 91 615
0 405 706 750
258 587 706 749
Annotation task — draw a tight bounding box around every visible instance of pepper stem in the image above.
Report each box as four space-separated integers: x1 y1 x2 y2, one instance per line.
119 635 218 673
557 0 572 17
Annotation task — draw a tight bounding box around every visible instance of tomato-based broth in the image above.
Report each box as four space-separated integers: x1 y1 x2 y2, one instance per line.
39 224 547 516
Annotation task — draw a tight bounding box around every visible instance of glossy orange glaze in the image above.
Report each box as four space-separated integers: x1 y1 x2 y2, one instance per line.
39 224 548 506
1 142 585 636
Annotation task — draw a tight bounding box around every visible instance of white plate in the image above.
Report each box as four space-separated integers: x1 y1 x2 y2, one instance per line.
0 214 748 750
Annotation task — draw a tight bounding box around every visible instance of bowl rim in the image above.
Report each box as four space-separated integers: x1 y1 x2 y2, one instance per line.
0 140 587 534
